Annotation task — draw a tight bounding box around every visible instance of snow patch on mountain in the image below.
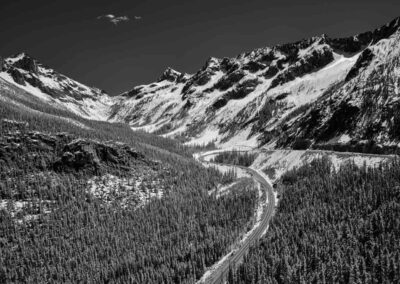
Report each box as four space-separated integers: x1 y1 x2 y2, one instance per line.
254 150 393 181
0 72 52 102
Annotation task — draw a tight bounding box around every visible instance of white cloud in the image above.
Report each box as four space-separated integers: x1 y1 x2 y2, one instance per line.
97 14 131 25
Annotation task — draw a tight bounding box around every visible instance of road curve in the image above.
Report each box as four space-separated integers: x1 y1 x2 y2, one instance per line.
197 152 276 284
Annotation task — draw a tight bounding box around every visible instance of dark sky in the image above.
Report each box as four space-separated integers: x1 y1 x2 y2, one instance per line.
1 0 399 94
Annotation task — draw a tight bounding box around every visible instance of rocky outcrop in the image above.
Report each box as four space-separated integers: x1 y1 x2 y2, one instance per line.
243 61 266 73
55 139 145 173
220 57 240 73
263 66 279 79
9 68 26 85
345 48 374 81
214 70 246 91
123 86 145 99
12 54 39 73
158 67 182 82
327 17 400 53
211 79 260 110
0 121 147 175
0 57 4 72
269 47 334 89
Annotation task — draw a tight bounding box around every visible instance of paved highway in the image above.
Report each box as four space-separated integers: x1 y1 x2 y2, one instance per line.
197 152 276 284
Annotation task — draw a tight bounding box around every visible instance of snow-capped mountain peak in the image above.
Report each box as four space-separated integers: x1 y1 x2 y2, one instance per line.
0 52 113 120
158 67 191 83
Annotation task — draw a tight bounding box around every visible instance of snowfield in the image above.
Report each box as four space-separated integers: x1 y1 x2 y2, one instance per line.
254 149 394 181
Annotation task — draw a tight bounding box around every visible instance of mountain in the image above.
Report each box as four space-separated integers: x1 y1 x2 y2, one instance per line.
0 53 113 120
274 18 400 153
108 16 400 151
1 16 400 153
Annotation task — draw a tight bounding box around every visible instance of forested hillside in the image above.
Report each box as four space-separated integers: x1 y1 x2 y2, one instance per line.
0 88 258 282
229 158 400 283
212 151 257 167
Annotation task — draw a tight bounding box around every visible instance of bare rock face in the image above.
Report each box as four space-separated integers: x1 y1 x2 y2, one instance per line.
54 139 145 173
269 47 334 89
0 120 147 175
345 48 374 81
122 86 144 99
263 66 279 79
215 70 246 91
9 68 26 85
327 16 400 53
0 57 4 72
220 57 240 73
211 79 260 110
12 54 39 73
158 67 182 82
243 61 266 73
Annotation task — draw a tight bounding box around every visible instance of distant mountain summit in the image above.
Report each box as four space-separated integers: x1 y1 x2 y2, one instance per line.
0 52 113 120
1 16 400 152
108 16 400 151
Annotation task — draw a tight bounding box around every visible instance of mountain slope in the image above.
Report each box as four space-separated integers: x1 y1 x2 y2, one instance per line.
274 21 400 153
0 53 113 120
0 58 259 284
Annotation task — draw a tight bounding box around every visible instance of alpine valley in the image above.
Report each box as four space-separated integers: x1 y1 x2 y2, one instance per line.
1 15 400 284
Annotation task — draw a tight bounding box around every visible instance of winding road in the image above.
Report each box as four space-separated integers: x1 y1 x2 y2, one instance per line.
196 151 276 284
195 147 395 283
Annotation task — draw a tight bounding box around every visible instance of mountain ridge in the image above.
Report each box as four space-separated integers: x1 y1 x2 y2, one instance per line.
1 16 400 152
